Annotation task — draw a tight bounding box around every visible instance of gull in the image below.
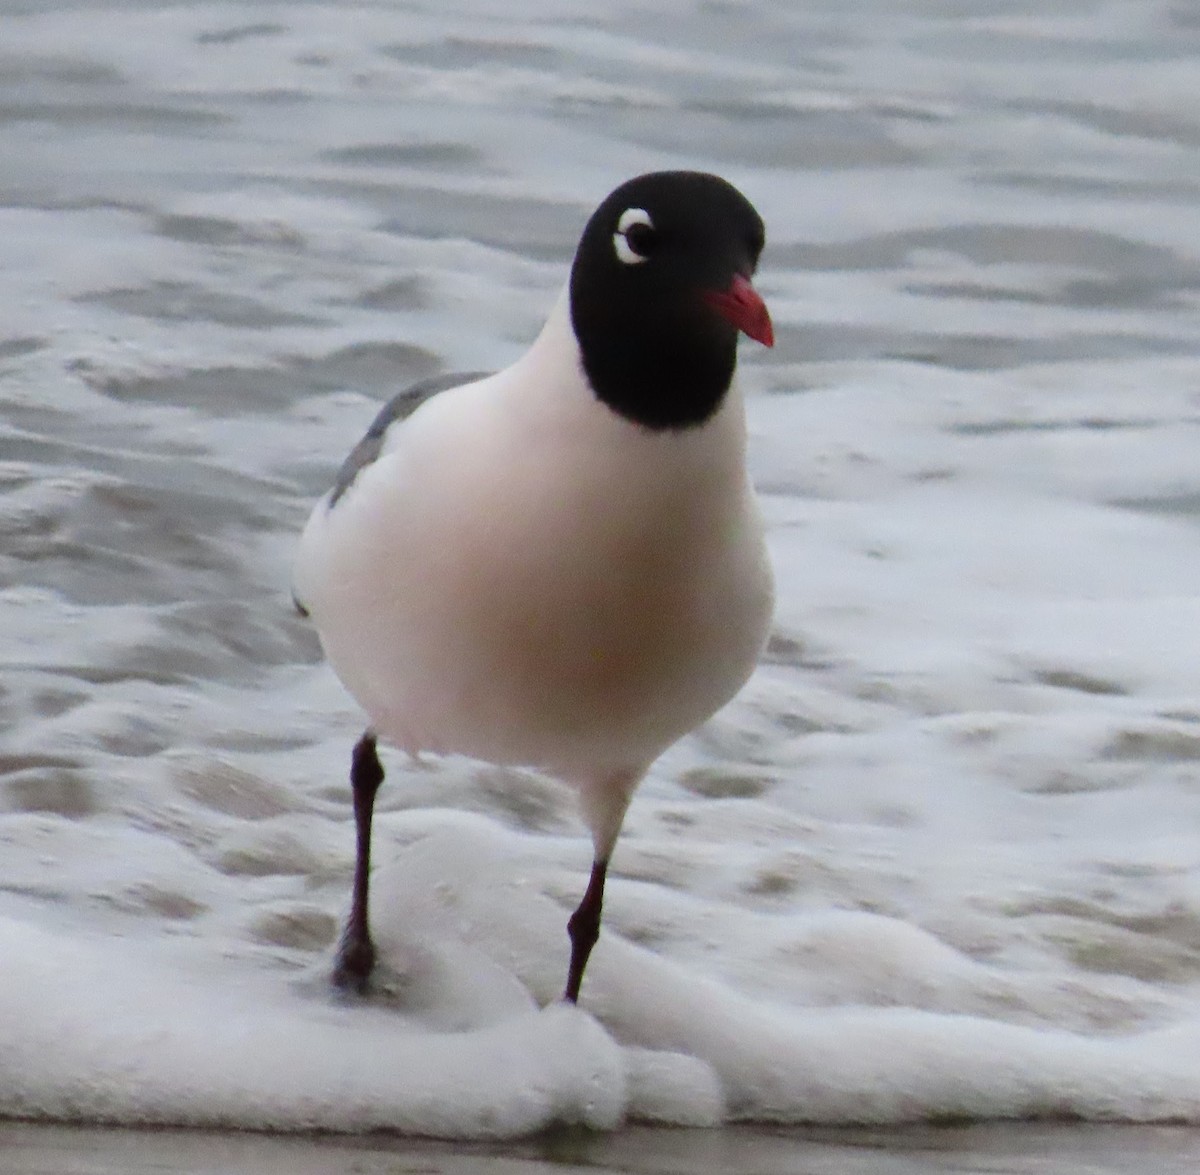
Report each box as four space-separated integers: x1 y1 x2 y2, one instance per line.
294 170 775 1003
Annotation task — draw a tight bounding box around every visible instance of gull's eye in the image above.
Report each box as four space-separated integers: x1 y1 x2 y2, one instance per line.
613 207 656 265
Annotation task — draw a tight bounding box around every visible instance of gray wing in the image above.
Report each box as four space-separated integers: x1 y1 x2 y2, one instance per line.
328 370 491 507
292 370 490 618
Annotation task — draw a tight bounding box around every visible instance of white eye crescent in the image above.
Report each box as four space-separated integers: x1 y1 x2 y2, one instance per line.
613 207 655 265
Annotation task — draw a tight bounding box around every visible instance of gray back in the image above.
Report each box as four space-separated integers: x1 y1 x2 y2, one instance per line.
329 371 491 506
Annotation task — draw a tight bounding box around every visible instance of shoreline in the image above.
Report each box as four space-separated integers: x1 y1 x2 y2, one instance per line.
2 1121 1198 1175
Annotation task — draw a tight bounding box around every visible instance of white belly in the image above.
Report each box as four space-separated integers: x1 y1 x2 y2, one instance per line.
295 355 773 784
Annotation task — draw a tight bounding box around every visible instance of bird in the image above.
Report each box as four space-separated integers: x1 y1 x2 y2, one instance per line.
293 170 775 1004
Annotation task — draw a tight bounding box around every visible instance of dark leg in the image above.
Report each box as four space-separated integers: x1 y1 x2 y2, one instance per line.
564 857 608 1004
332 731 385 993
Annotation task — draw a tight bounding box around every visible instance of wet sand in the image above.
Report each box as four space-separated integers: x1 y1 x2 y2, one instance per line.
2 1122 1198 1174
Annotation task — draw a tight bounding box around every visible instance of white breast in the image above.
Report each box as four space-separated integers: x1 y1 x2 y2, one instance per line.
294 293 774 784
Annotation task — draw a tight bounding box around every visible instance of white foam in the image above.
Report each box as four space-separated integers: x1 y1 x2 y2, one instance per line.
0 916 624 1136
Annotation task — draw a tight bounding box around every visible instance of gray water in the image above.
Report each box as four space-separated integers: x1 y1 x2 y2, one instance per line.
3 0 1198 671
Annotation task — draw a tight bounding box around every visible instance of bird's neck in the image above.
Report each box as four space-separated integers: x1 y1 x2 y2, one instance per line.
514 289 748 468
563 280 739 432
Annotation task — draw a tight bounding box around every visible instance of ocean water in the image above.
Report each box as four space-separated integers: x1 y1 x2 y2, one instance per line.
2 0 1200 1137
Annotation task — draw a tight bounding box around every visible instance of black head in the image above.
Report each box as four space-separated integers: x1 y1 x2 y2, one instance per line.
568 170 772 431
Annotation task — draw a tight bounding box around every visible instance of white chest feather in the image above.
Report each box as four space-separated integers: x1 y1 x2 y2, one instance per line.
294 297 774 782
